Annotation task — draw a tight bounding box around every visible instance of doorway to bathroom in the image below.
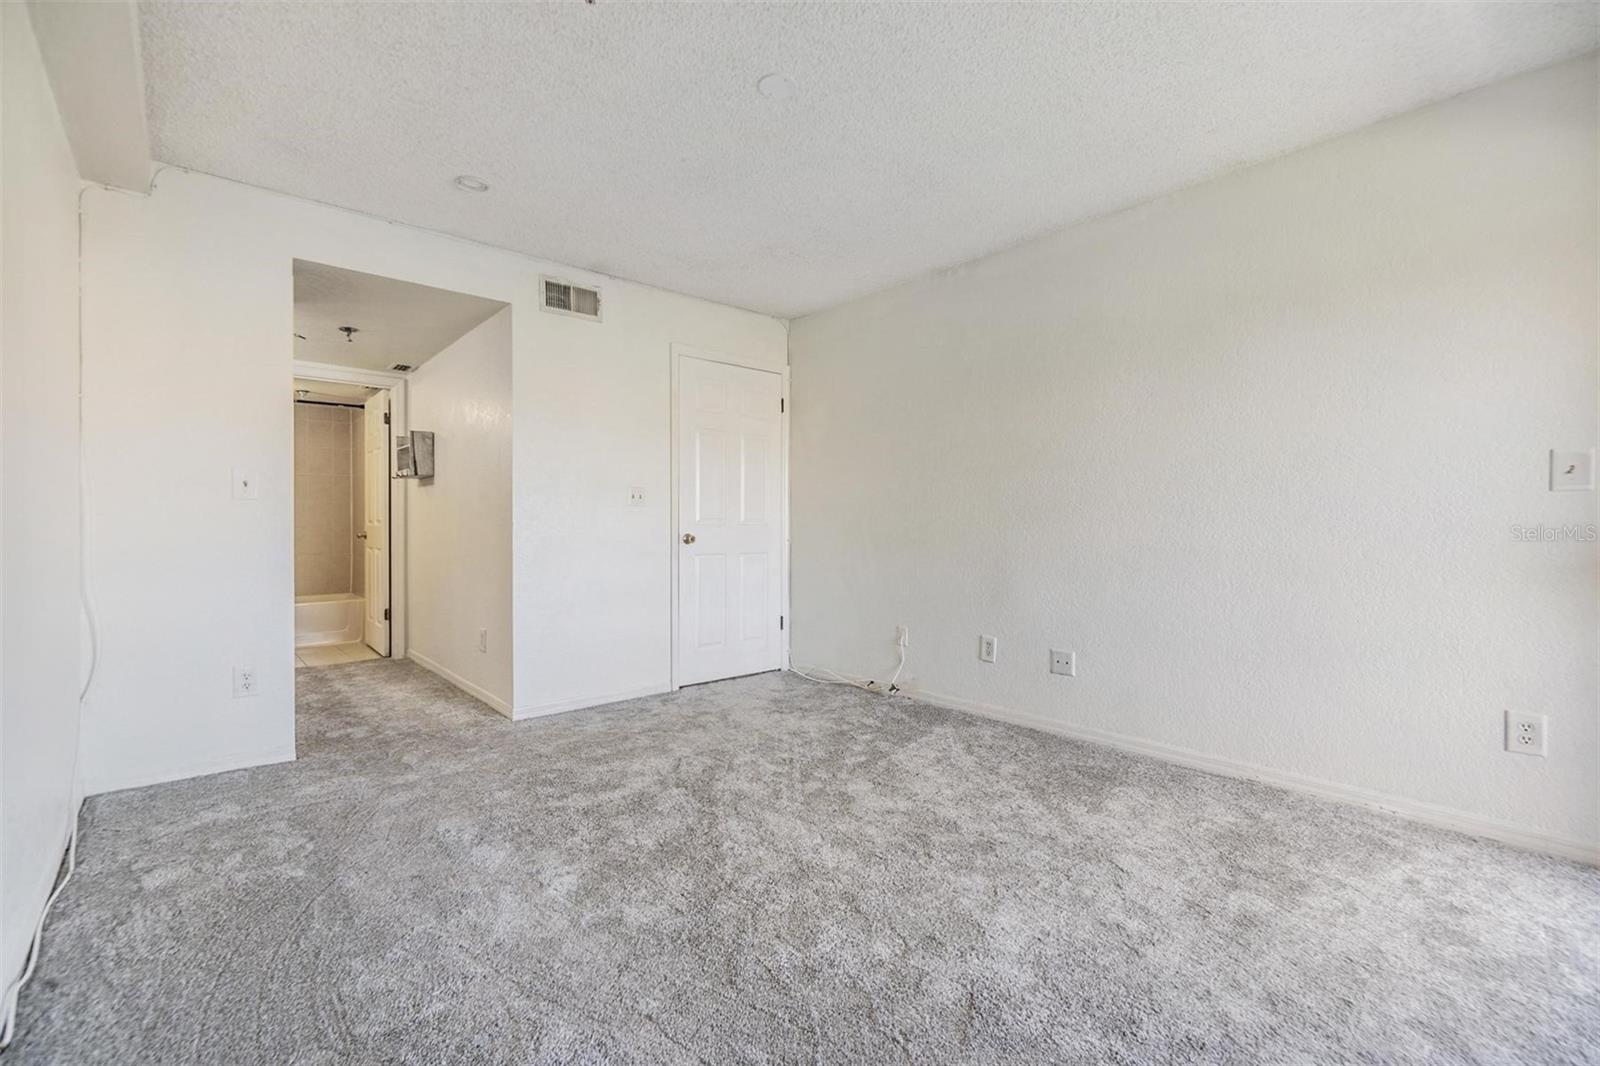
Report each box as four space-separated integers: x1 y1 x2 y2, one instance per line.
290 259 514 723
292 377 392 668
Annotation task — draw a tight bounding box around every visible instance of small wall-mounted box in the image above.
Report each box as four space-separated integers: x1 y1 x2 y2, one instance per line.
395 430 435 479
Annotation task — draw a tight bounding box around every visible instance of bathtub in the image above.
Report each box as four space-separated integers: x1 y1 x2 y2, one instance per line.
295 593 365 647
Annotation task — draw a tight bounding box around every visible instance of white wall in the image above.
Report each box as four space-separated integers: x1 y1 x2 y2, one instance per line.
1 0 84 995
511 282 786 717
789 57 1599 857
80 168 785 793
406 307 514 715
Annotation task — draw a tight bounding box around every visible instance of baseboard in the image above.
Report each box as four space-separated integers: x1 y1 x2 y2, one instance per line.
406 650 513 720
886 682 1600 866
513 683 670 721
87 746 296 797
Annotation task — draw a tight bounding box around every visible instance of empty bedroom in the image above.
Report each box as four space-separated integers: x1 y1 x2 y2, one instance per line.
1 2 1595 1063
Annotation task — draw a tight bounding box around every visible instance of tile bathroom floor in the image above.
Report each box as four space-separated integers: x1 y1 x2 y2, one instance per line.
295 642 383 668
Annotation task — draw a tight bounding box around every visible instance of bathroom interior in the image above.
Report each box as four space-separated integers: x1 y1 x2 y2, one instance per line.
293 378 384 667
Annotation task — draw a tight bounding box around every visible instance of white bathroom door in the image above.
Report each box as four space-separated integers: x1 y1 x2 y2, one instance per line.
676 356 784 686
363 391 390 655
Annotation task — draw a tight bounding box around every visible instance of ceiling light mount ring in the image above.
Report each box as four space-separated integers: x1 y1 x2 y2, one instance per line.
453 174 491 193
756 73 797 100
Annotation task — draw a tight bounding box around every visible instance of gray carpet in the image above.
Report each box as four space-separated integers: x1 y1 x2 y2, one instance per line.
8 662 1598 1064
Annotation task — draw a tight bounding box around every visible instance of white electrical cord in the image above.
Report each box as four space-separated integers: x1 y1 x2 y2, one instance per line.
0 187 104 1053
789 640 907 694
0 467 94 1046
0 825 78 1050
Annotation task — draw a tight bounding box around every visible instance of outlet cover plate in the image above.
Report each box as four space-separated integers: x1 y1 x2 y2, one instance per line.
1505 710 1548 757
978 635 997 663
1050 649 1076 677
232 667 259 698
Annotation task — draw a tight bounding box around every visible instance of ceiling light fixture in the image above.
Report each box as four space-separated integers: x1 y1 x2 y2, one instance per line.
453 174 490 193
339 326 359 342
756 73 796 100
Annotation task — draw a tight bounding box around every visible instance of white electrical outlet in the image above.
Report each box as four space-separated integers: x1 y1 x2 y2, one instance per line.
1505 711 1548 757
978 635 997 663
232 667 259 698
478 628 488 653
895 625 909 648
628 486 646 506
1050 649 1076 677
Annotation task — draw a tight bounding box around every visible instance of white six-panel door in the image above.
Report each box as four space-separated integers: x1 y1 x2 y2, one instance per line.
362 390 390 656
676 356 784 686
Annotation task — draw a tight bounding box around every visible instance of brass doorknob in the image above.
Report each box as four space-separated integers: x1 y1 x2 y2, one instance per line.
681 533 696 545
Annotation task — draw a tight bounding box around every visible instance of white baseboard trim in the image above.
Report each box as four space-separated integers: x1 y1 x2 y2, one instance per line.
513 683 670 721
87 746 296 797
891 683 1600 866
407 650 513 720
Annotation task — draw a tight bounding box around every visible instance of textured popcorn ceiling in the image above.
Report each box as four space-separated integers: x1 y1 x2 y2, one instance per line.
140 2 1597 318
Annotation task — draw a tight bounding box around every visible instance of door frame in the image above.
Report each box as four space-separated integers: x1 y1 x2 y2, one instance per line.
669 344 790 691
292 358 408 660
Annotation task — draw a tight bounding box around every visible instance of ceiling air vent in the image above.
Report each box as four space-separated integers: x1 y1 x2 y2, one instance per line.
390 363 414 372
542 276 602 321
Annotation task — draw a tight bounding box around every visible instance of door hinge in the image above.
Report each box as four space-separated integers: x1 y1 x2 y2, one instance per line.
383 608 390 621
383 412 391 424
779 615 784 631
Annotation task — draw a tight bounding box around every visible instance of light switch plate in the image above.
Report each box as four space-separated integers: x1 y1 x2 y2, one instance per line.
1550 449 1594 491
232 469 259 500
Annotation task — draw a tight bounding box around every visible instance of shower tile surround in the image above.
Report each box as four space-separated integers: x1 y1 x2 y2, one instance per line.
294 402 365 597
